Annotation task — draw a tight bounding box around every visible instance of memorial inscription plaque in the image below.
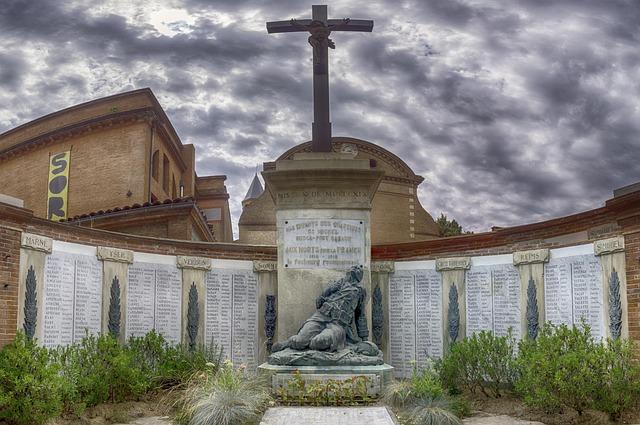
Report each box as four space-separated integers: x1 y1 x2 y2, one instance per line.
43 252 102 347
465 267 493 336
283 219 365 269
544 254 603 339
205 269 259 369
388 270 443 378
155 265 182 344
73 256 103 342
126 263 182 343
465 264 521 339
491 264 521 339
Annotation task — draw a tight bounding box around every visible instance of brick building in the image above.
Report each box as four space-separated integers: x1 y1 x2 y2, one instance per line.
0 88 232 242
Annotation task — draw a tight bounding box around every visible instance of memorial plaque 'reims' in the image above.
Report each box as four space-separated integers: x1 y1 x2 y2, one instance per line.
283 219 365 269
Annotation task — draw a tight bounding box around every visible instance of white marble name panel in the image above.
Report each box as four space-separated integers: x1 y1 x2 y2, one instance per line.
205 269 259 370
43 252 102 347
465 264 521 340
544 254 603 339
126 263 182 344
465 267 493 336
283 219 365 270
389 269 442 378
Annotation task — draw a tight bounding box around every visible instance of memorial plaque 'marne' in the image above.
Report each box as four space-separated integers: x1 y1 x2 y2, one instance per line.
283 219 365 269
42 252 102 347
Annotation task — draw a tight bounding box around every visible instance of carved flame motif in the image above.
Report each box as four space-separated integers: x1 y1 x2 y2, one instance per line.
448 283 460 343
609 269 622 340
372 285 384 348
108 276 121 338
526 277 539 340
187 282 199 351
23 265 38 340
265 295 277 353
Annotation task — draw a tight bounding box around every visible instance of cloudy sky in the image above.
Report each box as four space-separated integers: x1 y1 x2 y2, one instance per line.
1 0 638 237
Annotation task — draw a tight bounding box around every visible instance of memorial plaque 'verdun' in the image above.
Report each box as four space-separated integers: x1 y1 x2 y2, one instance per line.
267 5 373 152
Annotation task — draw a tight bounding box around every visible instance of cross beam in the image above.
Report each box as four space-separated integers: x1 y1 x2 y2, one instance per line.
267 5 373 152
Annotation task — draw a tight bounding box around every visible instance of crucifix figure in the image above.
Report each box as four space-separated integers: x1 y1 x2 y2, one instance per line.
267 5 374 152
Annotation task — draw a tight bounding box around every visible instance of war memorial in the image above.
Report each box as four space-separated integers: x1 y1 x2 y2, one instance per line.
0 4 639 425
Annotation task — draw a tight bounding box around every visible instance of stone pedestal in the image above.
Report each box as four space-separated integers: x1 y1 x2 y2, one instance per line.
258 363 394 396
262 152 384 343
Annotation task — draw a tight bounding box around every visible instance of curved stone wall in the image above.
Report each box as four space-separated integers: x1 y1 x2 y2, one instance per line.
2 189 639 372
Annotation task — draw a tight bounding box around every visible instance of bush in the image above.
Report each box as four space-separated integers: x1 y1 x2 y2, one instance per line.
54 333 149 409
438 330 516 397
593 338 640 420
384 361 464 425
176 361 272 425
127 331 224 389
0 332 64 425
515 323 602 415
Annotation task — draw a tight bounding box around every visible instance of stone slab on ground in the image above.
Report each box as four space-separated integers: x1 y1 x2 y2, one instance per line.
112 417 173 425
260 407 397 425
463 414 545 425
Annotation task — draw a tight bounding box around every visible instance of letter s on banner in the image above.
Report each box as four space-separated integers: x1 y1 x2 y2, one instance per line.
47 151 71 221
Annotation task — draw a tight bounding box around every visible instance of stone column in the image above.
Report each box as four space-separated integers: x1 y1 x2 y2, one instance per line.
513 249 549 340
97 246 133 343
254 260 278 363
177 256 210 348
594 237 628 339
371 261 394 361
17 233 52 342
436 257 470 351
262 152 384 342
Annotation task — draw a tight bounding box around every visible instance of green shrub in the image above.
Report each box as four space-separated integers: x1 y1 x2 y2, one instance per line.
515 323 601 415
405 398 462 425
438 330 516 397
54 333 149 408
0 332 64 425
176 361 271 425
385 361 464 425
127 331 224 389
593 338 640 420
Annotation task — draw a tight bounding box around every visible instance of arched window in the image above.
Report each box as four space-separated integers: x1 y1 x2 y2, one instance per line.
151 150 159 181
163 154 170 192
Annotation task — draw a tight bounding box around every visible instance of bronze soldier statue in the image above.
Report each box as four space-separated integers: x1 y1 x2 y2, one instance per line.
272 265 372 353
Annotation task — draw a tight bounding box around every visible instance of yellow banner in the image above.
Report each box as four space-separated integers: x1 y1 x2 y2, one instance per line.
47 151 71 221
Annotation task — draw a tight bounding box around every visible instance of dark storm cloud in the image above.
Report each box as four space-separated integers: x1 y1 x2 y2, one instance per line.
0 0 638 236
0 52 27 87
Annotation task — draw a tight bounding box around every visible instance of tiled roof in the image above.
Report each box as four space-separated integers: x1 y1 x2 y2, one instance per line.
59 197 207 223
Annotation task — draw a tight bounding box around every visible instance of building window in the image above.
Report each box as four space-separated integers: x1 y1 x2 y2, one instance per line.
163 154 170 192
172 175 177 199
151 150 159 181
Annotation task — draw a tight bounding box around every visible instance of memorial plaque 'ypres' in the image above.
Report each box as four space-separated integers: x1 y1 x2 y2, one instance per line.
283 219 365 269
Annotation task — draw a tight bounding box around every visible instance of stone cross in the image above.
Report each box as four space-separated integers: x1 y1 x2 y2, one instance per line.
267 5 373 152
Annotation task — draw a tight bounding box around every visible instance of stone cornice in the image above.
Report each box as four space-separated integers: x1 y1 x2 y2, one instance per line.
253 260 277 272
436 257 471 271
21 232 52 253
513 249 550 265
594 236 625 256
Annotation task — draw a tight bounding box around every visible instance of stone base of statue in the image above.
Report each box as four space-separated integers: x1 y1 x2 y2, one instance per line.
257 363 394 397
268 341 384 366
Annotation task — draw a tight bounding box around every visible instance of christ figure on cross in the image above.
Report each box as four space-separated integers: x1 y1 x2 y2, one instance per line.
267 5 374 152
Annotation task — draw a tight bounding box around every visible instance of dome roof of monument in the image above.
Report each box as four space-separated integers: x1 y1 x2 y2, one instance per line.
275 137 424 184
